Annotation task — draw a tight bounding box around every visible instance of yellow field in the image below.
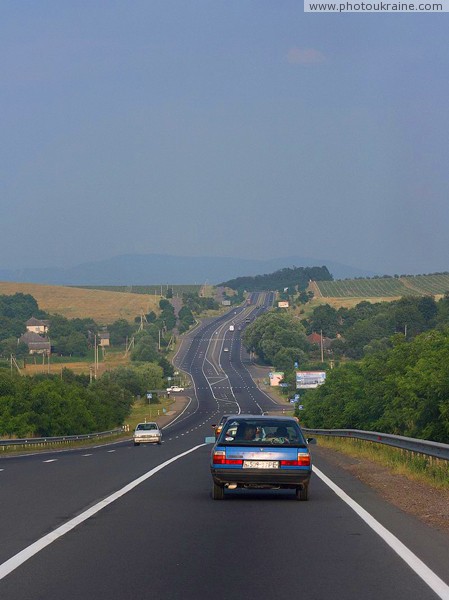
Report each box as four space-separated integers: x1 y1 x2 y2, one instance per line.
20 348 131 378
0 281 160 324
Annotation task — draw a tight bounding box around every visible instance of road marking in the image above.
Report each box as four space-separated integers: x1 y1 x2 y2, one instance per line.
314 466 449 599
162 396 193 430
82 454 92 457
0 444 206 581
107 450 116 453
43 459 57 463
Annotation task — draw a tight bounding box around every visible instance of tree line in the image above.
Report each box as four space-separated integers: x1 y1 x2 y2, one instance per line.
243 295 449 442
219 266 332 293
303 295 448 359
301 330 449 442
0 364 166 438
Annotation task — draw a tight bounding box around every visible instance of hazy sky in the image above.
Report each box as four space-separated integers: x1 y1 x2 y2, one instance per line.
1 1 448 275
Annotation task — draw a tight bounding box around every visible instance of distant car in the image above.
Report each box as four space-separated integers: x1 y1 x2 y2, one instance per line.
166 386 184 392
210 415 314 500
133 422 162 446
223 347 229 352
211 414 234 439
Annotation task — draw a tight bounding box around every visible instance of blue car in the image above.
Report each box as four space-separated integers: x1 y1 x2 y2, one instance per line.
210 415 314 501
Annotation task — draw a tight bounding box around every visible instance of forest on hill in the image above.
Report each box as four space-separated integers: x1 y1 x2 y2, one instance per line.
220 266 332 292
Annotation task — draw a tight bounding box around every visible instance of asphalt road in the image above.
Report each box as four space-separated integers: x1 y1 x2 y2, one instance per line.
1 292 449 599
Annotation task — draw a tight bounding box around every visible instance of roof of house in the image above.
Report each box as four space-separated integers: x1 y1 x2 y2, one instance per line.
19 331 51 350
26 317 50 327
307 332 333 349
307 332 322 344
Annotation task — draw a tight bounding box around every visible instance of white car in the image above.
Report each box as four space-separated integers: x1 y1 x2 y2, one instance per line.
166 386 184 392
133 422 162 446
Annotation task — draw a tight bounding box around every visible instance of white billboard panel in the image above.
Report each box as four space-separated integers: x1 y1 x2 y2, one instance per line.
296 371 326 389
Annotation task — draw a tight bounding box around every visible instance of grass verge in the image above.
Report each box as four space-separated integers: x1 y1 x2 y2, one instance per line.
316 435 449 490
0 397 176 456
125 397 175 432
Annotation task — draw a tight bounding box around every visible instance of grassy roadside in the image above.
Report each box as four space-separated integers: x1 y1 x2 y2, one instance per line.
0 396 176 456
0 432 127 456
315 435 449 490
124 396 175 432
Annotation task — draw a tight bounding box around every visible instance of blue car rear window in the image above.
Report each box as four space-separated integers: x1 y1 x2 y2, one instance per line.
219 419 306 447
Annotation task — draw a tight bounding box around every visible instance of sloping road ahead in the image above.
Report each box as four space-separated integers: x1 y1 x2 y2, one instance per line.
1 294 448 599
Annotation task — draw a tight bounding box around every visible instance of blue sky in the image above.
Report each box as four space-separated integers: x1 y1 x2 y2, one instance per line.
1 1 448 275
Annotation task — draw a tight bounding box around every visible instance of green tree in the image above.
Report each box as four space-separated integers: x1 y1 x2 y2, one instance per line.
109 319 134 346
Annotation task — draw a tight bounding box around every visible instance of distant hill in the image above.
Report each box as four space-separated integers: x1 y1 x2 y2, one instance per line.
220 266 333 292
0 254 374 286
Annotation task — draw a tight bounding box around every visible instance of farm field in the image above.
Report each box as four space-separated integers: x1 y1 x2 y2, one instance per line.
18 348 130 378
315 273 449 298
0 282 160 324
76 284 202 296
402 274 449 295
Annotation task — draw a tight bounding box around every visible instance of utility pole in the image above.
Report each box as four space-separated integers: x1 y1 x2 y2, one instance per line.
320 330 324 363
94 334 98 379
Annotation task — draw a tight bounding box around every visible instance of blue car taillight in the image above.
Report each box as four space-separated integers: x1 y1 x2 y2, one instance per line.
280 452 311 467
213 450 243 465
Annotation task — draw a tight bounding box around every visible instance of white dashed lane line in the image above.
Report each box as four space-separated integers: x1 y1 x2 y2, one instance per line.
43 459 57 463
82 454 92 457
107 450 116 453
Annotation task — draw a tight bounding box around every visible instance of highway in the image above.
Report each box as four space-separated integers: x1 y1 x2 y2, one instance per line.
1 292 449 599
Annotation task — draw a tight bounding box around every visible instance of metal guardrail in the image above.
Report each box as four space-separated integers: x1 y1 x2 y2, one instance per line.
0 428 124 451
302 428 449 461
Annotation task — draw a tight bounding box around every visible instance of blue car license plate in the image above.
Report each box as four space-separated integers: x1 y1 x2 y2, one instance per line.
243 460 279 469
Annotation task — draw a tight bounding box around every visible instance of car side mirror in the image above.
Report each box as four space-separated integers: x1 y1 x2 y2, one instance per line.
307 437 317 444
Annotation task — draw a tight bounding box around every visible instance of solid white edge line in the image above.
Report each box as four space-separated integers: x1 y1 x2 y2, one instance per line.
162 396 193 430
313 466 449 599
0 443 206 581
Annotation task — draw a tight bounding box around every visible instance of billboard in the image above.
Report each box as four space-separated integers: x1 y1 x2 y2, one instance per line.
269 371 284 387
296 371 326 389
277 301 289 308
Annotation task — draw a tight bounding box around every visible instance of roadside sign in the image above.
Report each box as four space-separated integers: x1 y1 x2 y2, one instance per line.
296 371 326 389
146 393 153 400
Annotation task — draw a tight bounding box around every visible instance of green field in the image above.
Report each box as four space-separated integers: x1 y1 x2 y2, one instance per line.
74 284 202 296
316 273 449 298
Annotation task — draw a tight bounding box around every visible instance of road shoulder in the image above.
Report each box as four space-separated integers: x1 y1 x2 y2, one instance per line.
312 443 449 536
